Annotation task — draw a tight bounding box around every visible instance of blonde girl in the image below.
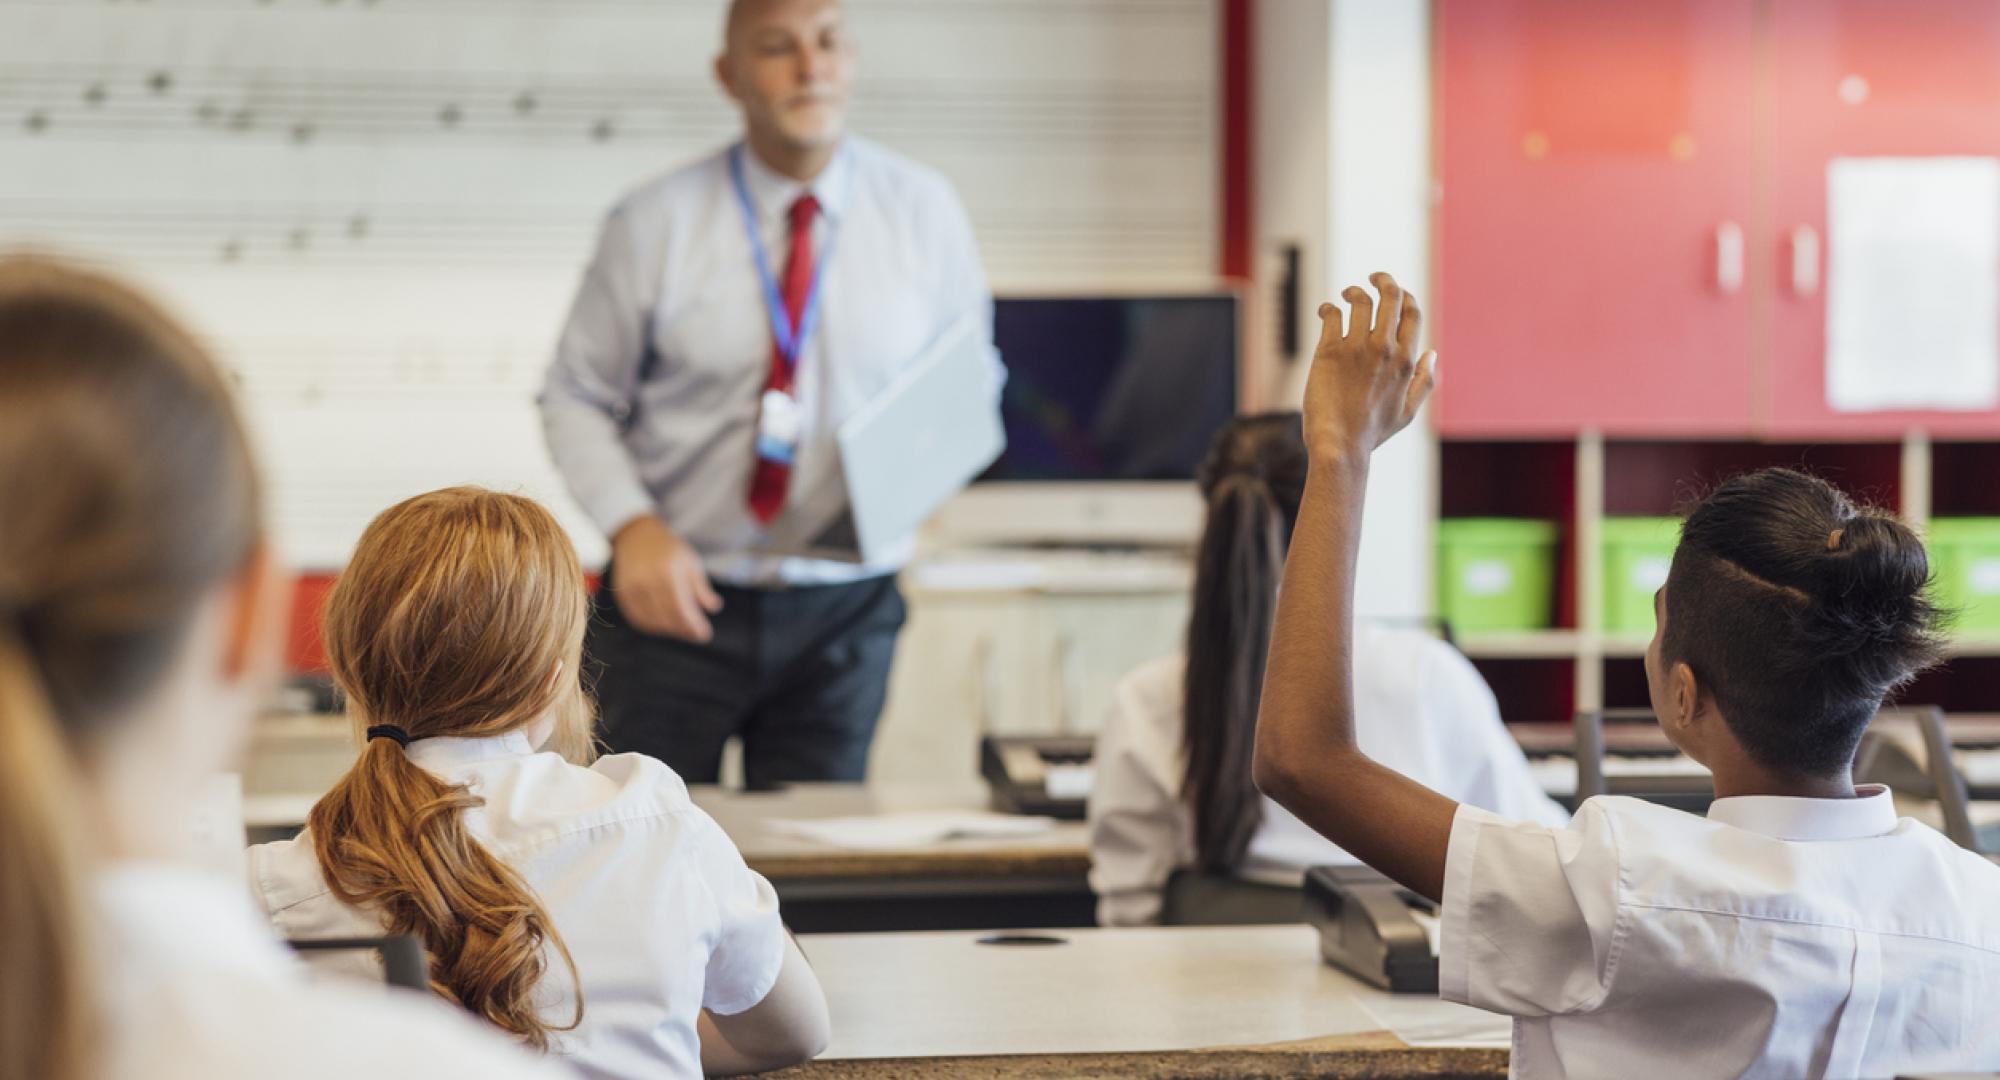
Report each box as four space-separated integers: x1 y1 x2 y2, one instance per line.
251 487 830 1080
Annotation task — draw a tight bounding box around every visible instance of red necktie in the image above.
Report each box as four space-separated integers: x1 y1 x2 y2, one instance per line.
748 193 821 525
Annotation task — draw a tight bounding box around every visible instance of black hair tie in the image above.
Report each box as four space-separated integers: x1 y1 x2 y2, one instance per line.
366 724 412 748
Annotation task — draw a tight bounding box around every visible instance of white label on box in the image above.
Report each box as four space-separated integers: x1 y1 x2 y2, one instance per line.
1971 558 2000 596
1464 560 1515 597
1631 556 1672 593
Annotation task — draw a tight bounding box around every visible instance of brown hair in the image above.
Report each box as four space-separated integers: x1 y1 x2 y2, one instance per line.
0 256 262 1080
1183 413 1308 872
308 487 595 1049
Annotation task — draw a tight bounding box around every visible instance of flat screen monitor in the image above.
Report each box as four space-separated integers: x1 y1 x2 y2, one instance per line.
983 294 1240 483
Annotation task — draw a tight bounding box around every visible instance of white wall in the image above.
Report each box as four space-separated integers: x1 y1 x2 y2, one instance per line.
0 0 1220 568
1256 0 1435 619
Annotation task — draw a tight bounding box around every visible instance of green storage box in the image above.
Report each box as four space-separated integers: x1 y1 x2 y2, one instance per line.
1601 517 1682 635
1437 518 1560 633
1927 518 2000 633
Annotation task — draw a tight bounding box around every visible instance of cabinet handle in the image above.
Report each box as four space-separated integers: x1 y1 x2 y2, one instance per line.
1053 633 1082 734
1790 225 1821 297
973 634 999 732
1715 221 1745 295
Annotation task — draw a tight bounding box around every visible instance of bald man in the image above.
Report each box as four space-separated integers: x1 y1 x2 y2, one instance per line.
540 0 1001 786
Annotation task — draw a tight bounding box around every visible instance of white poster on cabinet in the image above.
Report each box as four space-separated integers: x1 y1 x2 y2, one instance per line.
1827 156 2000 413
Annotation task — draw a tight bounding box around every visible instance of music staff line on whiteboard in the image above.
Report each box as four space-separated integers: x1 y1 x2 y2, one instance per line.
1 202 1205 269
0 0 1206 19
2 67 1207 147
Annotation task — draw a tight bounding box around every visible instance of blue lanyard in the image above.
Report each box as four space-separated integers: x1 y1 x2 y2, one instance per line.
730 144 837 371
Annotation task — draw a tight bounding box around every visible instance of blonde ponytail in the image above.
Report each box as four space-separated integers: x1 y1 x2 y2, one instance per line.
310 741 582 1049
308 487 594 1049
0 625 92 1080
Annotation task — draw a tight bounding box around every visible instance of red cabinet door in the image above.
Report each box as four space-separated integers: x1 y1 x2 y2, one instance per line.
1767 0 2000 438
1437 0 1757 437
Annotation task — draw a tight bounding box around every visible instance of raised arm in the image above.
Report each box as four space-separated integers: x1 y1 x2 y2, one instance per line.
1250 272 1458 901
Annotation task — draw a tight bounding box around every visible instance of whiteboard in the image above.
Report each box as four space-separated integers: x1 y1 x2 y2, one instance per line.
0 0 1218 568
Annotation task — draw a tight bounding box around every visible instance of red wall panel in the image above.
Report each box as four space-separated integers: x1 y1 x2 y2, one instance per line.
1436 0 1758 437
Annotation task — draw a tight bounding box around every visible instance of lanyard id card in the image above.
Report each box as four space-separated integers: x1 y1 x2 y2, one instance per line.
755 387 803 467
730 143 839 473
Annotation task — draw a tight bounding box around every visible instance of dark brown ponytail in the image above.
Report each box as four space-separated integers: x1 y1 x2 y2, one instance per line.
1182 413 1309 872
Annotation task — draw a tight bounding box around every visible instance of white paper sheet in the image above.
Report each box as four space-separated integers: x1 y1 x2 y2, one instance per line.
1352 989 1514 1049
1827 156 2000 413
766 811 1057 851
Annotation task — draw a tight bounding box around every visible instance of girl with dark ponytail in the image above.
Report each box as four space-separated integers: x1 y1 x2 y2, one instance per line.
1086 412 1563 925
0 256 559 1080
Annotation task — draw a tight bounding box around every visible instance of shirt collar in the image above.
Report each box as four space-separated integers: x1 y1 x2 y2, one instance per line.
1705 783 1900 841
735 138 852 224
405 730 537 770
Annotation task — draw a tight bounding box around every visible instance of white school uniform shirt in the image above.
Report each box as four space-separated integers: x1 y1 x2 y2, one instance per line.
1443 787 2000 1079
539 135 1002 587
97 861 566 1080
1087 623 1569 926
249 733 789 1080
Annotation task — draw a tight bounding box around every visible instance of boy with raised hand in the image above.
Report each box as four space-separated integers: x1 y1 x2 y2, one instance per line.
1254 272 2000 1078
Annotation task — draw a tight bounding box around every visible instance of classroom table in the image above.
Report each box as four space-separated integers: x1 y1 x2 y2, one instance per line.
691 783 1093 933
240 731 1095 934
765 924 1510 1079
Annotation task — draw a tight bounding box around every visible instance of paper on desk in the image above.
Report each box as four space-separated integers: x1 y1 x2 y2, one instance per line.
766 811 1058 851
1354 990 1514 1049
1827 156 2000 413
907 560 1047 591
1355 910 1511 1049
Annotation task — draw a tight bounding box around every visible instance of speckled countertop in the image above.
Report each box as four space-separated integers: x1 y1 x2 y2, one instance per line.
766 1036 1506 1079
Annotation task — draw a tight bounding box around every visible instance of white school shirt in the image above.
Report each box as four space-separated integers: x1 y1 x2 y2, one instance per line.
1087 624 1570 926
97 861 566 1080
249 733 789 1080
539 135 1003 587
1442 787 2000 1079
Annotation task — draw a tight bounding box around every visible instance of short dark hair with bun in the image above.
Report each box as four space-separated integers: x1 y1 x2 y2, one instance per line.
1663 468 1949 778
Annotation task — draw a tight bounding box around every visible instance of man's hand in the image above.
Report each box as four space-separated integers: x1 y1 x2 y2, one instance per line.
1301 271 1438 466
610 515 725 643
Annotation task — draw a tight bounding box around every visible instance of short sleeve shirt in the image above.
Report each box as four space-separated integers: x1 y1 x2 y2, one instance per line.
251 734 787 1080
1441 787 2000 1078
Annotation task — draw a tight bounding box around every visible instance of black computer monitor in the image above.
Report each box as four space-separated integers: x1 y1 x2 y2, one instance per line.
983 294 1240 483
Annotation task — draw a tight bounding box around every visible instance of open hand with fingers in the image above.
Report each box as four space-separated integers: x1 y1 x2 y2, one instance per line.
1303 272 1438 465
1252 271 1461 905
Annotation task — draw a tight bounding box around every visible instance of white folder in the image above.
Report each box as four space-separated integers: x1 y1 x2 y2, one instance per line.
759 315 1005 564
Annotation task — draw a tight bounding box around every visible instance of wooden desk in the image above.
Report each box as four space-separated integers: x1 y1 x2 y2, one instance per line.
251 772 1093 933
692 783 1093 934
768 925 1509 1079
